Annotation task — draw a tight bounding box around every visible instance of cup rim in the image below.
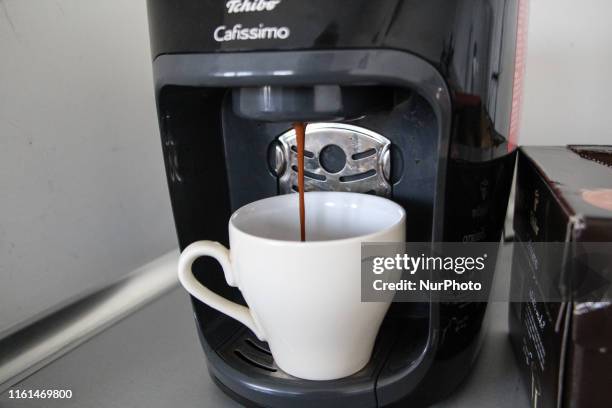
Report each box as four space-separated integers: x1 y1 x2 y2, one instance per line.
228 191 406 246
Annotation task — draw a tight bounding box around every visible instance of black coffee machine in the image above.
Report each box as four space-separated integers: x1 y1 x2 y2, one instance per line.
147 0 524 406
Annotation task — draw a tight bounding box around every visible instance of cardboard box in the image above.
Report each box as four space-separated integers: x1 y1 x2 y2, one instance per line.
509 146 612 408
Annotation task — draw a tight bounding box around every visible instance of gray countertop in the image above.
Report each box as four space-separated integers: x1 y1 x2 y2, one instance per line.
0 284 529 408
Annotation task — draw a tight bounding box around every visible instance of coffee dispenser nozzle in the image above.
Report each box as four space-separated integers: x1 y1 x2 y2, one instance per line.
232 85 391 122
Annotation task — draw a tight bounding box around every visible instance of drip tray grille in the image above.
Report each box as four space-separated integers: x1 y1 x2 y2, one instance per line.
233 336 277 373
215 326 395 382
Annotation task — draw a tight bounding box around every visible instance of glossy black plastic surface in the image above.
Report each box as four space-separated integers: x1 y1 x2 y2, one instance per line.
148 0 520 159
148 0 506 76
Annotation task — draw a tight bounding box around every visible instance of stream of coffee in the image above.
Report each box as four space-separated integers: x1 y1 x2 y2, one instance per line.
293 122 307 241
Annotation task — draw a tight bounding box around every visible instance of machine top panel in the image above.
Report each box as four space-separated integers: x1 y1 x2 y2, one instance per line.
147 0 509 68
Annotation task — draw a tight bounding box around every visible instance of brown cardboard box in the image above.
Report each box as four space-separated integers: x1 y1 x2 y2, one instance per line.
509 146 612 408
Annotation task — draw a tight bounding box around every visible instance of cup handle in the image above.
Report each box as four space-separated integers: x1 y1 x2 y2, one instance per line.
178 241 266 341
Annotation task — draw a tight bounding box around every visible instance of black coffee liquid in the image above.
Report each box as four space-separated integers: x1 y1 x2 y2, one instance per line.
293 122 306 242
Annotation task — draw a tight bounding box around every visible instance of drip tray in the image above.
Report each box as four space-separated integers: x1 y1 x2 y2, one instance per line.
205 322 408 408
218 325 395 380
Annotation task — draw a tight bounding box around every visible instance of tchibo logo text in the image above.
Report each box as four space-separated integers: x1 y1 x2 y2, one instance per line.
226 0 281 13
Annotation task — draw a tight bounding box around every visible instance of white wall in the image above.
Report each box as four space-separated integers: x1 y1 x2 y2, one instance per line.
0 0 175 336
520 0 612 145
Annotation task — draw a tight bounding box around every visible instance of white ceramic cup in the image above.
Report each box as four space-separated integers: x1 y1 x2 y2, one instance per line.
178 191 405 380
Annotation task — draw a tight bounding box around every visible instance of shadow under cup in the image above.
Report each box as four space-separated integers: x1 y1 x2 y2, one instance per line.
225 192 406 380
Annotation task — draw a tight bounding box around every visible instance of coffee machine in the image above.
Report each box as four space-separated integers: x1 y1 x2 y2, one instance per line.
147 0 525 406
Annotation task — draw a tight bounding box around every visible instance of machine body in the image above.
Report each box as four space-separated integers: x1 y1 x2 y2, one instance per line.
147 1 523 406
